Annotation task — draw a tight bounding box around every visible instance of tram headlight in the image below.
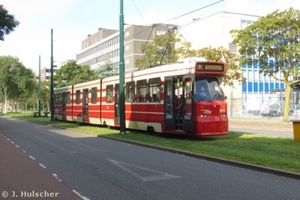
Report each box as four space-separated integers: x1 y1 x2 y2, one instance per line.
219 108 226 117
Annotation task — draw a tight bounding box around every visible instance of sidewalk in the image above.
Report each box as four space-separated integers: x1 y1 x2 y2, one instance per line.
229 117 293 138
0 134 82 200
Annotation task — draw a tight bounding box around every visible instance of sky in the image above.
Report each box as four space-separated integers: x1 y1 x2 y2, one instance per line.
0 0 300 73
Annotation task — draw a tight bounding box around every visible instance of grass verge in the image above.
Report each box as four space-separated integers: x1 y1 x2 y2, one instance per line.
4 112 300 174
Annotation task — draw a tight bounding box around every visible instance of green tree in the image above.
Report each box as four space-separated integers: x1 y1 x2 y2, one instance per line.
54 61 97 87
94 58 118 79
134 28 243 88
0 5 19 41
0 56 35 113
40 81 50 111
195 46 244 86
231 8 300 122
135 29 181 69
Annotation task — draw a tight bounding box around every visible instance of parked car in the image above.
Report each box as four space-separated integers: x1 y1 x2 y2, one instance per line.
292 104 300 117
260 102 281 116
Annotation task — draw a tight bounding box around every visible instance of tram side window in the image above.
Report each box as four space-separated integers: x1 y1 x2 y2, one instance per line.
76 90 80 104
54 94 58 105
149 77 161 102
126 81 135 103
136 79 147 102
91 87 97 104
106 85 113 103
66 92 70 104
58 93 62 104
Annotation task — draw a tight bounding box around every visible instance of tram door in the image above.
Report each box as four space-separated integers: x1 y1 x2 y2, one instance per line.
164 76 184 131
182 75 195 132
164 75 195 132
62 92 66 121
114 84 120 125
82 89 89 122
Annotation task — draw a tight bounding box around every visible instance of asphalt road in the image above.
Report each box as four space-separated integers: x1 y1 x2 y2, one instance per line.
1 116 300 200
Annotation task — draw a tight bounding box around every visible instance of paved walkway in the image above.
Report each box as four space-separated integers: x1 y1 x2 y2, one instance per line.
0 134 82 200
229 117 294 138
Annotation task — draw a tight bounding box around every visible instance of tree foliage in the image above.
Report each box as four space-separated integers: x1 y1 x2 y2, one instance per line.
192 46 244 86
135 29 183 69
0 56 35 113
134 29 243 86
231 7 300 121
94 58 118 79
54 61 97 88
0 5 19 41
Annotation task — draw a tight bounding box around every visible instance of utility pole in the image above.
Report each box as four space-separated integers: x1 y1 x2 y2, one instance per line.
119 0 125 135
50 29 54 122
38 55 41 117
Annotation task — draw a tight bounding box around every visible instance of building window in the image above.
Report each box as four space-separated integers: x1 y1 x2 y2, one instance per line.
229 43 237 53
241 20 254 30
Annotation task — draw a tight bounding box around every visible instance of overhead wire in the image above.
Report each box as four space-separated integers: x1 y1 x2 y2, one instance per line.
165 0 224 23
125 0 225 61
130 0 147 26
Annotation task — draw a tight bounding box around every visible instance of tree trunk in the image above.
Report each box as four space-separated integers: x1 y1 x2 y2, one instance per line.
283 85 291 122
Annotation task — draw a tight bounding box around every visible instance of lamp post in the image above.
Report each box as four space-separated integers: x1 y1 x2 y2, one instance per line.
119 0 125 135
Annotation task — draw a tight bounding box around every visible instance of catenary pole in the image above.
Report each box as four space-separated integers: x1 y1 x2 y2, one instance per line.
50 29 54 122
119 0 125 135
38 55 41 117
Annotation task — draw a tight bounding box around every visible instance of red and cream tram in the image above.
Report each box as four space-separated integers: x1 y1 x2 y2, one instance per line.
54 57 228 136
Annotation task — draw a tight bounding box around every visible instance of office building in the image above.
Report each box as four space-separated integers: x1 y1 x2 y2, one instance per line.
76 24 169 70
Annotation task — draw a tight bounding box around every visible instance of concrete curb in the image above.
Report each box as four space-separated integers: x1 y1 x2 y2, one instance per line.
98 135 300 181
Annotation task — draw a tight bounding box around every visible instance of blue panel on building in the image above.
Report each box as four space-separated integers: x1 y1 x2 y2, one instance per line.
265 83 269 92
275 82 279 89
242 63 247 69
242 83 247 92
248 82 253 92
254 82 258 92
253 62 258 69
270 83 274 90
259 82 263 92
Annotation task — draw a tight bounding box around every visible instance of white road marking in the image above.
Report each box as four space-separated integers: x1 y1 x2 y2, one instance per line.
52 174 62 182
29 155 35 160
72 190 90 200
108 159 181 182
39 163 47 169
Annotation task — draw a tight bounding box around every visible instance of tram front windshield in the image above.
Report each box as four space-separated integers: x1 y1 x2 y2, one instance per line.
194 77 225 101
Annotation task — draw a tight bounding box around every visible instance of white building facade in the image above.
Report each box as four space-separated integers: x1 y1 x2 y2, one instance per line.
185 11 286 116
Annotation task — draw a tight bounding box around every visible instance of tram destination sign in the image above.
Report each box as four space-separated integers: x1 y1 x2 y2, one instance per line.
196 63 224 72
